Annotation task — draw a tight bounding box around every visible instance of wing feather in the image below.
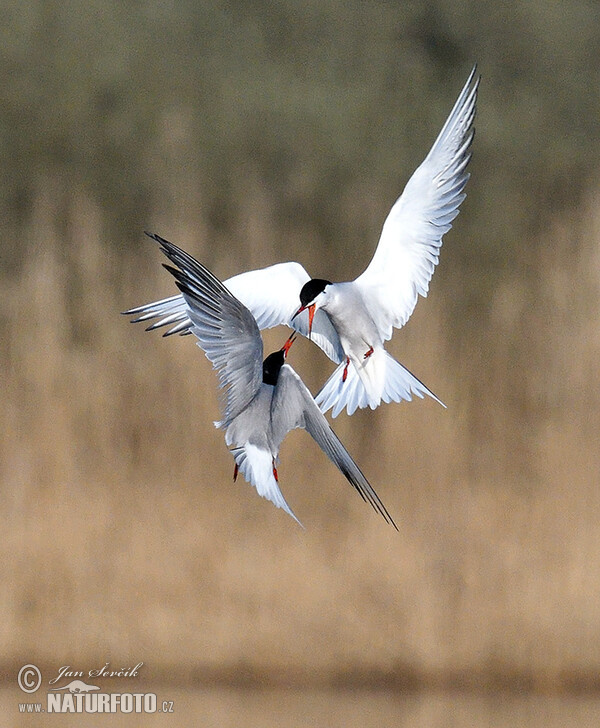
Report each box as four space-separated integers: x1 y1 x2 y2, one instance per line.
150 233 263 426
355 65 479 341
272 365 397 529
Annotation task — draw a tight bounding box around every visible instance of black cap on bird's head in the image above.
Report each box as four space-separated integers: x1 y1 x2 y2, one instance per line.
292 279 332 339
262 333 296 385
298 278 332 308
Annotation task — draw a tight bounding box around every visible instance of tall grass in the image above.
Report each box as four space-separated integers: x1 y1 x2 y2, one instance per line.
1 182 599 689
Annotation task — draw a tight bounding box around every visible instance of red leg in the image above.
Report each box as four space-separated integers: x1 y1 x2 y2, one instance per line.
233 463 239 482
342 356 350 383
272 458 279 482
363 346 374 360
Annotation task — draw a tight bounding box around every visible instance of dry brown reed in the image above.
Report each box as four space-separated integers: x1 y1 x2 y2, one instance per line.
1 182 600 691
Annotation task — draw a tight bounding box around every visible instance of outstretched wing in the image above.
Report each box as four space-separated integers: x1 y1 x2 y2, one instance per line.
124 254 344 364
355 65 479 341
271 365 398 529
150 233 263 426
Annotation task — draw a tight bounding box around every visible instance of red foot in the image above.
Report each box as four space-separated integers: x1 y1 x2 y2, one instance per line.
233 463 239 482
272 461 279 482
342 356 350 383
364 346 374 360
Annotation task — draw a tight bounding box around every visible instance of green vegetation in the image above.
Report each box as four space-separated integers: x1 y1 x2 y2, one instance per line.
2 0 599 288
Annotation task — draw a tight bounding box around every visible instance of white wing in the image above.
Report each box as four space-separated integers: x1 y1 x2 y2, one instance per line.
124 251 344 364
355 65 479 341
227 263 344 362
272 365 397 529
152 233 263 426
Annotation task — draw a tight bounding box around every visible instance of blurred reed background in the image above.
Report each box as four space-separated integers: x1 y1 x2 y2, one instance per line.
2 0 600 705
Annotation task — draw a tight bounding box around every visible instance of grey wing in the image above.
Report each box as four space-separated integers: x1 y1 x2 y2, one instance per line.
272 365 398 529
123 293 193 337
290 309 344 364
149 233 263 425
123 258 344 364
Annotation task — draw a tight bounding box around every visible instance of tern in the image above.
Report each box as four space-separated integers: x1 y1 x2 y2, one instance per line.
125 66 478 417
128 233 397 529
294 65 478 415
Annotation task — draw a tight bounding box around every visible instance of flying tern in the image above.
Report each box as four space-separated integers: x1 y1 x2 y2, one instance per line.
125 66 478 417
128 233 397 528
294 65 478 415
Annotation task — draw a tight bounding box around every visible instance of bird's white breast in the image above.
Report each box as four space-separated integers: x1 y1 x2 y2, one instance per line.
323 283 381 355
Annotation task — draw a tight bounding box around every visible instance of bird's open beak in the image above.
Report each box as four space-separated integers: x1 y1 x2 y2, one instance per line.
291 303 316 340
281 333 297 358
291 305 305 321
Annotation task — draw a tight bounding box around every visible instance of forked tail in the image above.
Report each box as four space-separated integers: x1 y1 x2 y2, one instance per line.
315 349 445 417
230 444 303 527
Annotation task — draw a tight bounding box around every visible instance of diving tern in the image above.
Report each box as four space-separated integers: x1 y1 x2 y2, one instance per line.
128 233 397 528
125 66 478 417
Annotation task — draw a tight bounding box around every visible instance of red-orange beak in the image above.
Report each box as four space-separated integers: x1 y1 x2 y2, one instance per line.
291 303 316 340
306 304 316 339
281 333 297 358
